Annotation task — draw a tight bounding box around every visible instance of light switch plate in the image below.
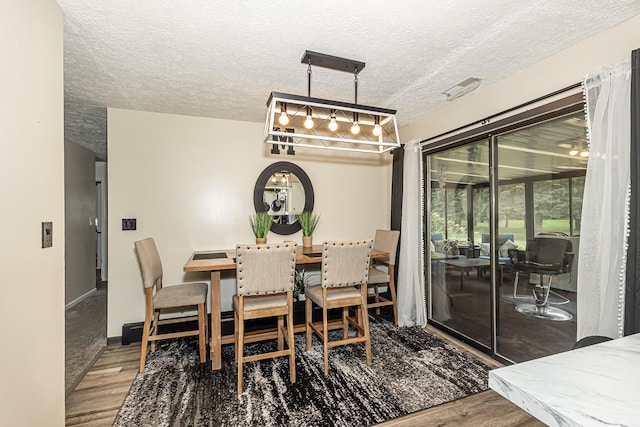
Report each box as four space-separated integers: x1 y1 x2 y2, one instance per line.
42 222 53 248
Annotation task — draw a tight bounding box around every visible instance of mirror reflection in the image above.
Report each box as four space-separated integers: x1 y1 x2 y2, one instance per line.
262 172 305 225
254 161 314 235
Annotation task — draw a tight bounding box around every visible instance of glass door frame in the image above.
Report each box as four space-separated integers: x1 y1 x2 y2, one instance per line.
422 89 585 363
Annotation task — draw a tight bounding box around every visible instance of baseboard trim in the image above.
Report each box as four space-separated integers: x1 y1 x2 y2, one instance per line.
65 288 97 310
107 336 122 346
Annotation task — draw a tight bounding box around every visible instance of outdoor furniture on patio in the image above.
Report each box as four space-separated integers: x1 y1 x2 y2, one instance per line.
508 237 574 321
479 233 516 267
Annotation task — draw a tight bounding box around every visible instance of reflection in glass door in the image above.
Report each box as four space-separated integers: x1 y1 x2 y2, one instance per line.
428 139 491 347
426 110 587 363
494 113 586 362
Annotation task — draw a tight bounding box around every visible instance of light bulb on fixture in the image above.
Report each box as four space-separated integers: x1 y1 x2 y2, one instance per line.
580 150 589 157
278 103 289 126
328 110 338 131
373 116 382 137
351 112 360 135
303 107 314 129
569 148 579 156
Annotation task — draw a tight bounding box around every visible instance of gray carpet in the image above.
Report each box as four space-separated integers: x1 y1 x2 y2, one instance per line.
114 318 490 426
65 280 107 396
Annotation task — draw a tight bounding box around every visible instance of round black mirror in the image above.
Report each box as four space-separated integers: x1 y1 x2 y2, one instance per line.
253 162 314 235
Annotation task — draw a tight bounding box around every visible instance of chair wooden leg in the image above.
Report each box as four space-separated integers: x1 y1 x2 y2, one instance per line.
362 301 372 366
374 284 381 315
305 297 312 350
388 284 398 326
237 309 245 395
342 307 349 339
150 310 159 352
287 301 296 384
355 305 363 337
389 267 398 326
277 314 284 351
204 306 209 344
234 309 239 363
197 303 206 363
323 305 329 377
139 311 152 372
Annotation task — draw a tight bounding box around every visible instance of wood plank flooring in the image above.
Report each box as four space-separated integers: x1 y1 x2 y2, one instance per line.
65 345 140 426
65 330 543 427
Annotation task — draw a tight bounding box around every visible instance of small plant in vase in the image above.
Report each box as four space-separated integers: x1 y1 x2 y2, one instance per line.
294 268 311 301
296 211 320 248
250 212 272 244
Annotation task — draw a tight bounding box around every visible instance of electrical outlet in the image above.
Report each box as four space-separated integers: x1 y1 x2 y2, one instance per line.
122 218 137 231
42 222 53 248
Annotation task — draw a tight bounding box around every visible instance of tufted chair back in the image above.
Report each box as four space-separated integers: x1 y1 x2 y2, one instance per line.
321 239 373 288
235 242 297 296
134 238 164 289
373 230 400 265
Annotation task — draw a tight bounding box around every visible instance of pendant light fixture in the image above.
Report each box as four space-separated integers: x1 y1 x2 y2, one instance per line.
264 51 400 154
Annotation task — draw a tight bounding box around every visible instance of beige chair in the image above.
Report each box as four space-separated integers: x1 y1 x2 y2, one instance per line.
305 239 373 376
134 238 208 372
234 242 297 394
367 229 400 325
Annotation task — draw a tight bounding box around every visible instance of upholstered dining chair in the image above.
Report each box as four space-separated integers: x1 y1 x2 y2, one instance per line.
234 242 297 394
133 238 208 372
305 239 373 377
367 229 400 325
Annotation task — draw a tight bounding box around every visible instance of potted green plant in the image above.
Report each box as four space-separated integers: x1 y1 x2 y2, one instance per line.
250 212 272 244
294 268 311 301
296 211 320 248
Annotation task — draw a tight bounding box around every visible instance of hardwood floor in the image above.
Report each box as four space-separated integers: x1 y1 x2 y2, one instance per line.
65 329 543 426
65 345 140 426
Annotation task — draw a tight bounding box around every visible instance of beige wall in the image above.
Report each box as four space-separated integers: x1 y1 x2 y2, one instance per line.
107 108 392 337
0 1 65 425
65 140 97 305
401 14 640 142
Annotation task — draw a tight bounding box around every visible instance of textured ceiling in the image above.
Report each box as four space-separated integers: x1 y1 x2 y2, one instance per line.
57 0 640 161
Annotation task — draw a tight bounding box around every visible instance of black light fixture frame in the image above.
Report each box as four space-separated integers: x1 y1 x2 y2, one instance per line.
301 50 366 74
264 50 400 154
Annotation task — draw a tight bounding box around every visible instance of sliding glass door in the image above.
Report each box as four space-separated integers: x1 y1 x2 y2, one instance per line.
494 113 586 361
425 108 587 363
428 139 491 347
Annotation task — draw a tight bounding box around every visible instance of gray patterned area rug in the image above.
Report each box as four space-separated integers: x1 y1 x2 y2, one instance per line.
113 318 490 426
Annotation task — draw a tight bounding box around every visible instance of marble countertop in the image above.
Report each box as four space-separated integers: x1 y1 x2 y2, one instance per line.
489 333 640 427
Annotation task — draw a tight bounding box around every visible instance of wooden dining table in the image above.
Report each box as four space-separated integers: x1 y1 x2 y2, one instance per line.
184 244 389 370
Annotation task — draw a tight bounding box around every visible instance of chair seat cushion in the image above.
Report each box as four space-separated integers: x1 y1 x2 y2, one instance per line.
153 282 207 309
368 267 390 284
233 293 288 312
305 284 361 307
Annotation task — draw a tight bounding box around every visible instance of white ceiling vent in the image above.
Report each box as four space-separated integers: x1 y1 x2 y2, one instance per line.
442 77 482 102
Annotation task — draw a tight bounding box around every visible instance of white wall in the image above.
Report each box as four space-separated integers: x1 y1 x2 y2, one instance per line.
0 1 65 425
401 14 640 142
107 109 392 337
65 140 97 305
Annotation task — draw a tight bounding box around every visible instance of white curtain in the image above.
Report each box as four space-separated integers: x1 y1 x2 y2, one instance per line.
577 57 631 339
397 139 427 326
